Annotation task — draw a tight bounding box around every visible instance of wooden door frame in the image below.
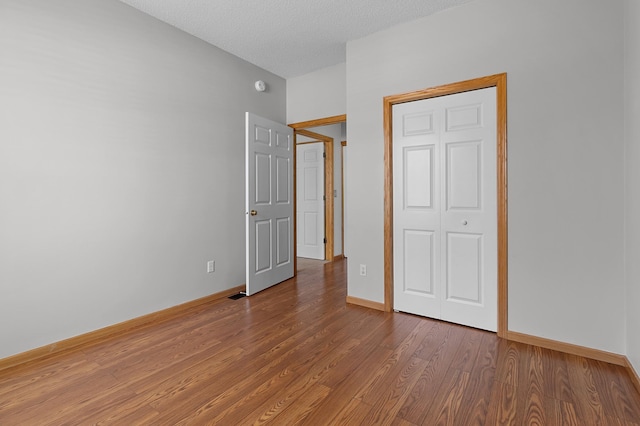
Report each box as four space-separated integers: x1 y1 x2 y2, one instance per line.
289 114 346 266
294 130 333 262
383 74 508 338
341 140 347 259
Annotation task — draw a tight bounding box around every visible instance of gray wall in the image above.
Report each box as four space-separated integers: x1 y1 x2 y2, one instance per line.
345 0 626 353
0 0 285 359
625 0 640 373
286 63 346 124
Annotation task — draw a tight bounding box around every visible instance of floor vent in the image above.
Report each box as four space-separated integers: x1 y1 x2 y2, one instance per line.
228 292 246 300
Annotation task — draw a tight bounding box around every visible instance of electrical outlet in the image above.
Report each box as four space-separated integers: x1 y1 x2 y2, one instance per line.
207 260 215 273
359 264 367 276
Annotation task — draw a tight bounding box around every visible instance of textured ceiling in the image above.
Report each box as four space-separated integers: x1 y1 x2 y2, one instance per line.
118 0 473 78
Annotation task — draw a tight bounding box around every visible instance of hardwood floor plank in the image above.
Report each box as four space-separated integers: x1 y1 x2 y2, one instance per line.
236 337 363 424
1 258 639 424
0 366 130 425
419 368 471 424
46 387 161 426
554 398 580 426
302 346 395 424
454 331 500 424
124 344 246 410
390 418 418 426
253 383 332 425
326 397 374 425
359 356 430 424
354 319 435 405
144 282 356 416
396 322 467 424
448 325 485 373
520 344 548 425
566 353 608 424
542 344 575 403
496 339 524 386
410 319 450 360
378 312 425 350
0 355 90 401
197 337 362 425
589 358 640 423
153 302 371 423
485 381 518 425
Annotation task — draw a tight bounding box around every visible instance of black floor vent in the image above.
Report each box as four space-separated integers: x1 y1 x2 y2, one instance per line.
228 292 246 300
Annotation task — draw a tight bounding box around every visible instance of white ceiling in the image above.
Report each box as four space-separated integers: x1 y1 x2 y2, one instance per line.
118 0 473 78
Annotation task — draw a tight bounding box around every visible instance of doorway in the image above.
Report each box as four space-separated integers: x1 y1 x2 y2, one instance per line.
289 115 347 269
295 128 334 261
383 74 508 337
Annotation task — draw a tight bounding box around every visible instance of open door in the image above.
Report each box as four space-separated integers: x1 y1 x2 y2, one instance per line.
245 112 294 295
296 142 325 260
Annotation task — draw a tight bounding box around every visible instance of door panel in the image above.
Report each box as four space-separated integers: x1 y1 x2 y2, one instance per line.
296 142 325 260
255 220 272 273
276 217 290 266
403 229 435 296
246 113 294 296
393 105 441 318
393 87 497 332
276 156 290 203
446 103 483 131
255 153 271 204
441 89 496 331
404 145 434 209
446 141 481 210
446 232 482 303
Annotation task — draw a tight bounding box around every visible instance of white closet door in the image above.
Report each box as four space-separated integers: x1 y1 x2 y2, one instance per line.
392 104 442 319
393 87 497 332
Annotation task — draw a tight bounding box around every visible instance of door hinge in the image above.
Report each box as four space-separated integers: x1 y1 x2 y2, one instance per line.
324 237 327 244
323 152 326 158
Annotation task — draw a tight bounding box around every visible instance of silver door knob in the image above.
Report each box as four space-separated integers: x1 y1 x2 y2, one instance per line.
462 220 468 225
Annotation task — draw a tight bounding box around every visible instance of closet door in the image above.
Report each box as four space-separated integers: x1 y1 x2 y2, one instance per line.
392 101 442 319
393 87 497 332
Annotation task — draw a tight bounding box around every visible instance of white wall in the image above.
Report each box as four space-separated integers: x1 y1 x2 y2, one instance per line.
286 62 346 124
345 0 626 353
0 0 285 359
625 0 640 373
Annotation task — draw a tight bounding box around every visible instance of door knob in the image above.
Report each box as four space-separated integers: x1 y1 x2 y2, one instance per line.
462 220 468 225
250 210 258 216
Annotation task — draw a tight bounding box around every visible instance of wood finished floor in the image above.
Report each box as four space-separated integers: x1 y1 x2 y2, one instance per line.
1 258 640 425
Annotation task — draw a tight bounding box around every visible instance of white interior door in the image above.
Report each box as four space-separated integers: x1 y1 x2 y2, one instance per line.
393 87 497 332
246 112 294 296
296 142 325 260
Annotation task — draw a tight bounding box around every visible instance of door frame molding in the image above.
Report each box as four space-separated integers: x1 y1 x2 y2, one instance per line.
383 74 508 338
289 114 347 265
295 129 334 261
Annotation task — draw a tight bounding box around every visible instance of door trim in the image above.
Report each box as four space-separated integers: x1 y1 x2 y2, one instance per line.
289 114 346 130
341 140 347 259
383 73 508 338
295 131 333 261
